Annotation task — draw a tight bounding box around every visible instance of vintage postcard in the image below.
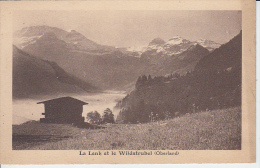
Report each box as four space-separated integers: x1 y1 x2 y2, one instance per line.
0 0 256 164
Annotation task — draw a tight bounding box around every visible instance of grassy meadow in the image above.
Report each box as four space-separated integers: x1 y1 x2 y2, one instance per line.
13 107 241 150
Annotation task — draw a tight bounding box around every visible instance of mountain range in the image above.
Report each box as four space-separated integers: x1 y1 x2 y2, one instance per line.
13 25 222 96
127 36 220 55
14 25 115 53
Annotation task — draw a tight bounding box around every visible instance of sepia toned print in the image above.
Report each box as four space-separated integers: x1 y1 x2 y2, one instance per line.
12 10 242 150
0 0 256 164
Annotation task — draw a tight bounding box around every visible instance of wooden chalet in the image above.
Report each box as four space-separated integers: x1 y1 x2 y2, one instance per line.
38 96 88 124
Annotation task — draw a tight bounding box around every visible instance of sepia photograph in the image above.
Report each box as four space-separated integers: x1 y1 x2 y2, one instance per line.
0 0 256 164
12 10 242 150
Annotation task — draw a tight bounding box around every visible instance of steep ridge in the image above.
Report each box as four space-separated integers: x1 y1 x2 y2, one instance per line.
195 30 242 72
165 44 210 74
13 46 98 98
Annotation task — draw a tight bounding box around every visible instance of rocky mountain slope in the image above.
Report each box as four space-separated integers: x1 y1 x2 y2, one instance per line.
195 30 242 72
13 46 98 98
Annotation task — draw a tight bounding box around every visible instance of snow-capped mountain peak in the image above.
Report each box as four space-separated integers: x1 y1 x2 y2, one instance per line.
165 36 191 46
195 39 221 51
13 25 116 52
128 35 220 58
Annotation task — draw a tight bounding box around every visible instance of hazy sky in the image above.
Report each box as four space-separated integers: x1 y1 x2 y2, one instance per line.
13 10 241 47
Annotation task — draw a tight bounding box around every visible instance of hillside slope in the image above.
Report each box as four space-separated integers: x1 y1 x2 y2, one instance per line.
13 46 98 98
13 107 241 150
195 30 242 72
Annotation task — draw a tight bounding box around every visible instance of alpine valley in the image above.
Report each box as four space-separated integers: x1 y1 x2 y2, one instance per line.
13 25 221 96
13 25 242 121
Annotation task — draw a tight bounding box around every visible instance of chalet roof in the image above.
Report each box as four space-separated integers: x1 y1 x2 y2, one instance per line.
37 96 88 105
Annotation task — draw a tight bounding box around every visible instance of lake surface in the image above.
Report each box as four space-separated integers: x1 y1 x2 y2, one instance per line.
13 91 126 125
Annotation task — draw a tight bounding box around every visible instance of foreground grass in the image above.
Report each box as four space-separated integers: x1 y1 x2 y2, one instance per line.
13 107 241 150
